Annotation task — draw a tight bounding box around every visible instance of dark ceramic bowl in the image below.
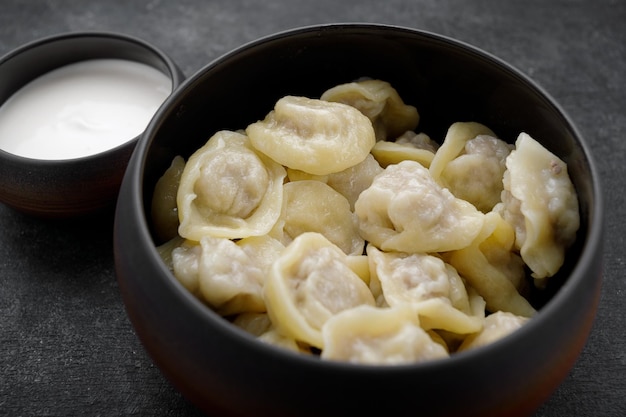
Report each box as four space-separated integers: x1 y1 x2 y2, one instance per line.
0 32 184 218
114 24 603 417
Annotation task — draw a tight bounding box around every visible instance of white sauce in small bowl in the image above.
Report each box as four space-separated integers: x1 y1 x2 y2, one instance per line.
0 59 172 160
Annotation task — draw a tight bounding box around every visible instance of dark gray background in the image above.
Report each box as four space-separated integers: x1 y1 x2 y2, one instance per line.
0 0 624 416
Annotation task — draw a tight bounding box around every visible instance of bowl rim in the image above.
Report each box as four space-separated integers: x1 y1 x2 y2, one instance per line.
0 30 185 164
128 22 604 372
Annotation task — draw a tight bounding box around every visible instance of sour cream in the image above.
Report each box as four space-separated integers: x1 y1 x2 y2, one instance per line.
0 59 172 160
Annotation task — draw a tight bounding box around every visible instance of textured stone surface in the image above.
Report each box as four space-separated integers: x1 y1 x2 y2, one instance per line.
1 0 625 416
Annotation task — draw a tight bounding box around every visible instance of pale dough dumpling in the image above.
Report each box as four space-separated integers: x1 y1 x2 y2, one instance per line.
320 79 419 141
236 234 286 275
196 236 267 316
367 246 485 335
321 304 449 365
371 131 437 168
280 180 365 256
177 130 286 241
169 237 270 315
495 132 580 279
325 154 384 210
429 121 496 182
286 154 383 211
246 96 375 175
440 134 514 213
457 311 529 352
263 232 376 348
257 329 309 353
444 212 536 317
151 155 185 242
355 160 485 253
170 238 202 296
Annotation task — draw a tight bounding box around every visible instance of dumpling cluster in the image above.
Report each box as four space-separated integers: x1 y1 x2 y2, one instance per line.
152 79 579 365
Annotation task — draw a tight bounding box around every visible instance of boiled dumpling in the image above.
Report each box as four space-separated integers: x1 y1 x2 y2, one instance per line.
236 234 286 275
367 246 469 310
170 239 202 296
344 254 371 285
395 130 439 153
257 329 309 353
321 304 449 365
367 245 485 335
325 154 384 210
495 132 580 279
457 311 529 352
371 131 437 168
416 286 486 335
168 236 272 317
444 212 536 317
246 96 375 175
279 180 365 256
320 79 419 141
440 134 514 213
196 236 267 316
263 232 376 348
286 154 383 211
177 130 286 241
151 155 185 243
429 121 496 182
355 160 485 253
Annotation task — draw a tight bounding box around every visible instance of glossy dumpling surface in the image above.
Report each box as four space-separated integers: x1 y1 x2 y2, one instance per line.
286 154 383 212
429 121 496 182
177 130 286 241
457 311 529 352
196 236 266 316
170 238 202 296
441 135 513 213
355 160 484 253
496 132 580 279
321 304 449 365
263 232 375 348
367 246 485 334
445 212 536 317
325 154 384 210
246 96 375 175
280 180 365 255
320 79 420 141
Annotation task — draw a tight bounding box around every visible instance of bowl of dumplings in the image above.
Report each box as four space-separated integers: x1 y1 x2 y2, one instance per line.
113 23 603 417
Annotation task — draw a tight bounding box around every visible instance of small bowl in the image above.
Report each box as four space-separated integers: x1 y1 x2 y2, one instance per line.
0 32 185 218
114 24 604 417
